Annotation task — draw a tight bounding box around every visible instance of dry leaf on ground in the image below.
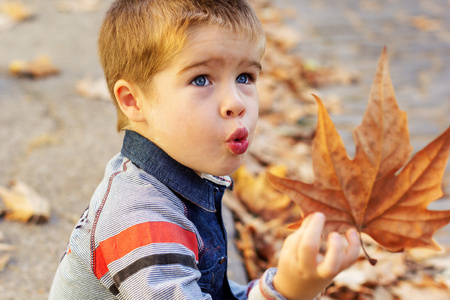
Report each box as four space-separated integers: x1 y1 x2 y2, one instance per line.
224 190 287 279
411 16 441 32
9 55 60 79
76 75 110 101
330 243 450 298
226 165 303 279
390 279 450 299
0 180 50 223
249 119 314 181
26 133 59 154
0 1 33 21
0 1 33 31
233 165 294 218
267 48 450 264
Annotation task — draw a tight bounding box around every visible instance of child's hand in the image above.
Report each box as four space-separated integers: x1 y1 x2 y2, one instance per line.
273 212 360 300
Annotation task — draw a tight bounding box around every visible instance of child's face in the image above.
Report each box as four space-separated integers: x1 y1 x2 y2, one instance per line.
138 25 263 176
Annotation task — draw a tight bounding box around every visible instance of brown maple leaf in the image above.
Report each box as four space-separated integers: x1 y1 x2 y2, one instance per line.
267 47 450 264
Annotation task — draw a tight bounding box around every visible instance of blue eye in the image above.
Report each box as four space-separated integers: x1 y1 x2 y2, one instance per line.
236 74 250 84
191 75 210 86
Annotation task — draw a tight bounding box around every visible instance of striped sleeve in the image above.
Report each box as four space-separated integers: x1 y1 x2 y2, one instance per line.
247 268 287 300
93 221 199 281
91 162 212 299
229 268 287 300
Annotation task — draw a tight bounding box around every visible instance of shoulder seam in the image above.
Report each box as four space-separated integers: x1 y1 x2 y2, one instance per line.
90 159 131 276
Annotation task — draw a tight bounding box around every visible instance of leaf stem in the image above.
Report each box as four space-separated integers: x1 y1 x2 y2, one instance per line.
358 231 377 266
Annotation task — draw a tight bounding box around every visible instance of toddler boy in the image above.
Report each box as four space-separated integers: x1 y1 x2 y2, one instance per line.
50 0 360 299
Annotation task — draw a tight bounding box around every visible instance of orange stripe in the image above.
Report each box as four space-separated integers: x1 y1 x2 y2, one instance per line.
93 222 198 279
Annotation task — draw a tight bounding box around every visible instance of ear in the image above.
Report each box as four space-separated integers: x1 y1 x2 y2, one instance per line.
114 79 147 122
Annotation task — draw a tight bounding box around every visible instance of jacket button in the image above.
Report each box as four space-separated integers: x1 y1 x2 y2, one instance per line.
219 257 226 264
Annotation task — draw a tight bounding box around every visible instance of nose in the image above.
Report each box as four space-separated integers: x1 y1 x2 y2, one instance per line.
220 87 246 118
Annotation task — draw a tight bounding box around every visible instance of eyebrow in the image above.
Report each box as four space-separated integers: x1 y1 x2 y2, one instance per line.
177 58 262 75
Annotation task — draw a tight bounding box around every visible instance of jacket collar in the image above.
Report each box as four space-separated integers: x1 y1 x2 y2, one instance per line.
121 130 232 212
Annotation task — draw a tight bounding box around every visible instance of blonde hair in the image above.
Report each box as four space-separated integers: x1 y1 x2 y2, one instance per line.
98 0 266 131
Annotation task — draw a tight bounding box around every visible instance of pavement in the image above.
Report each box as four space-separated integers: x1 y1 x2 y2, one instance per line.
0 0 449 299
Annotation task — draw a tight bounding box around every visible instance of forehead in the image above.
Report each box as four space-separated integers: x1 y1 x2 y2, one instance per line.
174 25 264 69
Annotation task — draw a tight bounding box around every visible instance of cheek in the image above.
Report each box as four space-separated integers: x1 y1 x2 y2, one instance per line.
248 96 259 123
176 109 211 139
246 99 259 142
148 104 188 141
242 87 259 117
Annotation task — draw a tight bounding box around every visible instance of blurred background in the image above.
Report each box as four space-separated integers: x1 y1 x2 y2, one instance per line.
0 0 449 299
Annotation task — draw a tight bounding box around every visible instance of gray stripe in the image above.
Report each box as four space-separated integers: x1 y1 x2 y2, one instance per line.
113 253 198 287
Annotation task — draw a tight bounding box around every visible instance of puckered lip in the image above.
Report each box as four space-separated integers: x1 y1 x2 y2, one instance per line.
226 127 250 155
226 127 249 142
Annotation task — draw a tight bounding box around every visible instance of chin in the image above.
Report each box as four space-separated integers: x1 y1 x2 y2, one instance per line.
196 155 244 177
214 161 243 177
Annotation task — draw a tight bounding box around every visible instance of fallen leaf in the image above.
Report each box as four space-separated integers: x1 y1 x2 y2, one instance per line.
325 284 375 300
328 243 450 298
9 55 60 79
27 133 59 154
224 190 288 278
390 279 450 299
335 246 407 288
76 75 110 101
0 180 50 223
371 286 396 300
234 222 264 279
0 1 33 21
263 23 302 50
249 119 314 180
0 1 33 31
411 15 441 32
233 165 293 217
267 48 450 264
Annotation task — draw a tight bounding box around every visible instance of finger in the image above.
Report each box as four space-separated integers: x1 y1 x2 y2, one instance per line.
297 212 326 267
297 213 316 233
282 213 318 256
340 229 361 269
317 232 344 278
